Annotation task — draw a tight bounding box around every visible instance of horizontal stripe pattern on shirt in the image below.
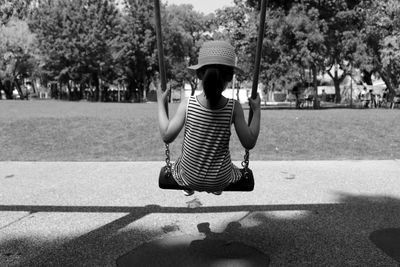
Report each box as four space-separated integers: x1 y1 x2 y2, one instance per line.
172 95 240 191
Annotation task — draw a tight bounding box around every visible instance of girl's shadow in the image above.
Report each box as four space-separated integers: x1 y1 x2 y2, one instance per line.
188 222 270 266
116 221 270 267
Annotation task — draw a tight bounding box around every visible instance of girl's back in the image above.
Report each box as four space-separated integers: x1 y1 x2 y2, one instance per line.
174 95 240 191
157 40 260 194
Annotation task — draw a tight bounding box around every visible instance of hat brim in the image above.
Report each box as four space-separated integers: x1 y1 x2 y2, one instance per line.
188 63 244 75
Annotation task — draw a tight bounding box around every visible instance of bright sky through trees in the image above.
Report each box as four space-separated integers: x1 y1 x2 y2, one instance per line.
163 0 234 14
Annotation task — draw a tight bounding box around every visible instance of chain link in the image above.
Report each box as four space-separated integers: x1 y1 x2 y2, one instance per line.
241 149 250 168
164 143 172 174
241 149 250 179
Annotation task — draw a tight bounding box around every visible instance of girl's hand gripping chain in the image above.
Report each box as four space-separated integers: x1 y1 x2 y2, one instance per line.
249 94 261 113
157 86 170 105
157 86 186 144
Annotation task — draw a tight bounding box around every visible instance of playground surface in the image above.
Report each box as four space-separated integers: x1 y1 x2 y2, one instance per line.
1 160 400 266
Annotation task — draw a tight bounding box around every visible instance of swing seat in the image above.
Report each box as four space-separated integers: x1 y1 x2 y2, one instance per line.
158 166 254 192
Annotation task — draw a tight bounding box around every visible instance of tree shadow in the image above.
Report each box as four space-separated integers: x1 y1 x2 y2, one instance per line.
0 193 399 266
370 228 400 262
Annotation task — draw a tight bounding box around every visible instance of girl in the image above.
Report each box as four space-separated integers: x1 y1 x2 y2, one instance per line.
157 40 261 196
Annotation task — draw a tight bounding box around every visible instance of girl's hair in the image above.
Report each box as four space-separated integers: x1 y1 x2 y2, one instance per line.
197 64 234 107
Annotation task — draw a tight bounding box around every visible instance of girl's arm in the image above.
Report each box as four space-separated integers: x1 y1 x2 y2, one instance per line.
233 94 261 150
157 88 187 144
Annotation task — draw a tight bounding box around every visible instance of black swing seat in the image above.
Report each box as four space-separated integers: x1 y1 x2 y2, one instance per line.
159 166 254 192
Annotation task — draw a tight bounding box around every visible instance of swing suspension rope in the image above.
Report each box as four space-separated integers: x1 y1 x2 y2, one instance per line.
155 0 268 178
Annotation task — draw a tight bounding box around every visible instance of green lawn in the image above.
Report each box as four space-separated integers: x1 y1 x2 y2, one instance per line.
0 100 399 161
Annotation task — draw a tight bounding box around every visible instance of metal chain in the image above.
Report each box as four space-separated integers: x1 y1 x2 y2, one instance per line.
241 149 250 179
164 143 172 174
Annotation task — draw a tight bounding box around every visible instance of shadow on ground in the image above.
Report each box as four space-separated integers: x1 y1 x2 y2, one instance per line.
0 193 399 266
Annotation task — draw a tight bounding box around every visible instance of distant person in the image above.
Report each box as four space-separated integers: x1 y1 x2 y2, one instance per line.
362 87 370 108
369 89 376 108
321 89 327 102
12 89 19 99
292 85 301 108
376 94 382 108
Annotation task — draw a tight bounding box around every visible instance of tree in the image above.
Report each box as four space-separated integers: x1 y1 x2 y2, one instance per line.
0 0 33 25
358 0 400 102
248 0 366 103
113 0 158 102
0 0 36 99
228 1 326 107
0 18 37 99
296 0 365 103
164 4 207 96
245 0 295 12
283 5 326 107
30 0 120 101
214 0 254 83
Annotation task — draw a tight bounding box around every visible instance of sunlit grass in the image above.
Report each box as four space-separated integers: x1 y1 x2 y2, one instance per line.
0 100 399 161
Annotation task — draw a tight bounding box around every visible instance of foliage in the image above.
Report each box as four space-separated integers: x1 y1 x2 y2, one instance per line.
213 0 255 82
358 0 400 98
113 0 158 101
0 18 37 99
298 0 365 103
242 0 369 103
164 4 208 93
29 0 120 101
1 0 399 104
263 5 326 92
245 0 295 12
0 0 32 25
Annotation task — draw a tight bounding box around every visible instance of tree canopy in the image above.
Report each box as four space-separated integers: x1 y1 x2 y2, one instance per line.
358 0 400 98
29 0 120 100
0 0 398 103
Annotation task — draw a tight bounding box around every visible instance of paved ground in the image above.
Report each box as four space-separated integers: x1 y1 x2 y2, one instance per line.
1 160 400 266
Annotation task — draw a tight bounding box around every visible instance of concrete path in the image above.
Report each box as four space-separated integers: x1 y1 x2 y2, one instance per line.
1 160 400 266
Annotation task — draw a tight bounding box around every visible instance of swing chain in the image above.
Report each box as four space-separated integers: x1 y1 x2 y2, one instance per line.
164 143 172 174
241 149 250 179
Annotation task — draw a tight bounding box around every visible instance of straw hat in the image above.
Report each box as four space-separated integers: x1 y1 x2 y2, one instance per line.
188 40 243 74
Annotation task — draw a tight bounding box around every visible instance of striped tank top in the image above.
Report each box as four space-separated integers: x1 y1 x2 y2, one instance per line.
172 95 241 192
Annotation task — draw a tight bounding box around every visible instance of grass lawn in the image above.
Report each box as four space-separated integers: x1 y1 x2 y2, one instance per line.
0 100 399 161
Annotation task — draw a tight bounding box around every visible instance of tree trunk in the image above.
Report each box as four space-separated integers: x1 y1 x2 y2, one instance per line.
333 64 341 103
31 79 37 94
333 79 341 103
327 65 347 103
98 73 102 102
118 85 121 102
67 80 72 101
143 75 149 102
379 70 397 107
14 79 25 100
312 65 319 109
2 80 12 99
79 83 84 100
0 80 3 100
59 82 62 100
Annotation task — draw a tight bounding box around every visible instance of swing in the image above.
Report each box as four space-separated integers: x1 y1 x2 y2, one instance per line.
158 145 255 191
154 0 268 192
